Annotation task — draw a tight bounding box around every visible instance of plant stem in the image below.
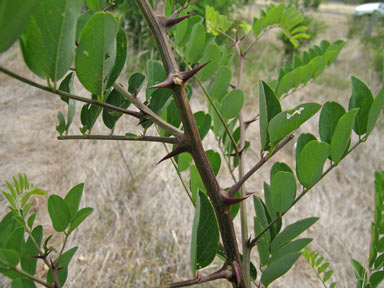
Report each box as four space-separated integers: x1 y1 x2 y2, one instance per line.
58 134 178 144
135 0 245 286
228 134 295 197
165 268 232 288
0 66 183 138
0 260 54 288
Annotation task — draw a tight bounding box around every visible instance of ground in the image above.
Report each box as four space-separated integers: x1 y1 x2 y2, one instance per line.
0 1 383 287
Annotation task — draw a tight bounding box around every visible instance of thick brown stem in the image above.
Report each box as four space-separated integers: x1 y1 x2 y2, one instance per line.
135 0 245 286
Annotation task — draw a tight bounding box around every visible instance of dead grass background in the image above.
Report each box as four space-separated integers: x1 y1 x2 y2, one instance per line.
1 1 383 287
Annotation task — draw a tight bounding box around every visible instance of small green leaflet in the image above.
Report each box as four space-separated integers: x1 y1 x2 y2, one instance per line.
221 89 244 119
85 0 108 11
75 12 119 100
349 76 374 136
47 195 71 232
0 0 36 53
367 88 384 136
198 43 221 81
271 217 319 253
296 140 329 188
268 103 321 145
330 109 358 163
185 23 206 63
270 171 296 214
259 81 282 151
295 133 317 162
319 101 346 144
190 191 219 274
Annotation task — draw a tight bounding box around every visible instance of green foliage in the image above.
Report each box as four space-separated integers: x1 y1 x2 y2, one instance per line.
0 175 92 287
351 171 384 288
302 247 338 288
190 191 219 274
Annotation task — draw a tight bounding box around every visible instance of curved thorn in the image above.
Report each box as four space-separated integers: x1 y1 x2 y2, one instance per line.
160 14 193 29
221 193 250 205
148 75 174 89
157 143 187 164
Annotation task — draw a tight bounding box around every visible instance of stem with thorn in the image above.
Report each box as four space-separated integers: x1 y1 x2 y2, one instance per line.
58 134 178 144
135 0 246 286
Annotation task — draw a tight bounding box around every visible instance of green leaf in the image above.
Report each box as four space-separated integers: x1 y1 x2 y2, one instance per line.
370 271 384 288
270 171 296 214
128 73 145 94
319 101 346 144
351 258 368 281
330 109 358 163
20 0 83 83
58 73 76 131
208 66 232 102
68 207 94 234
271 217 319 253
85 0 108 10
0 212 21 247
75 10 96 43
27 214 36 229
107 27 127 88
205 5 232 36
198 43 221 81
75 12 119 100
47 247 78 286
295 133 317 162
80 98 102 133
190 191 219 274
56 112 66 135
194 111 211 141
254 217 270 267
297 140 329 188
206 150 221 176
253 196 270 234
190 166 206 203
6 227 24 257
177 153 193 172
367 88 384 136
0 0 36 53
349 76 374 136
175 10 189 45
323 270 334 282
21 225 42 275
102 89 131 129
0 249 19 267
230 190 241 219
270 162 293 181
186 23 206 63
261 253 301 286
259 81 282 151
48 195 71 232
221 89 244 119
268 238 312 264
268 103 321 145
2 191 17 209
64 183 84 217
11 278 37 288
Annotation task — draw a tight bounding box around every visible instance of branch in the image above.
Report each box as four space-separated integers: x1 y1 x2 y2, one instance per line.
0 260 54 288
0 66 142 119
249 139 365 248
165 268 232 288
228 134 295 197
58 134 178 144
113 83 184 138
0 66 184 139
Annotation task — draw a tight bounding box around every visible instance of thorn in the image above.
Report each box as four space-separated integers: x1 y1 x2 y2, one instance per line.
244 117 257 129
75 40 79 47
246 191 255 196
148 74 174 89
179 62 209 83
229 83 237 89
157 143 187 164
160 14 192 29
221 192 250 205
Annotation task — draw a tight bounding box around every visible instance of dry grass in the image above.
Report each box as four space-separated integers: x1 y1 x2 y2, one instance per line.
1 2 383 288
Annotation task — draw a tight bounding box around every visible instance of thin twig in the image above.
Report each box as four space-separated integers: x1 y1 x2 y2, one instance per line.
165 268 232 288
58 134 178 144
228 134 295 197
3 262 55 288
249 139 365 248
